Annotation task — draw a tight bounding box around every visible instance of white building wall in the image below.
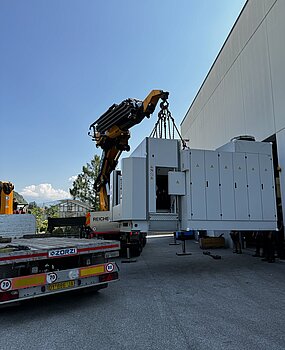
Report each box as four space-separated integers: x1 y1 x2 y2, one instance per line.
181 0 285 149
181 0 285 225
267 0 285 132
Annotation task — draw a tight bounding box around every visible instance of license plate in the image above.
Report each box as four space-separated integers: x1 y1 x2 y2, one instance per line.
47 280 75 291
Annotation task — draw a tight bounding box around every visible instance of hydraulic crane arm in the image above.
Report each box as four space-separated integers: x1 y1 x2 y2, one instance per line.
89 90 169 211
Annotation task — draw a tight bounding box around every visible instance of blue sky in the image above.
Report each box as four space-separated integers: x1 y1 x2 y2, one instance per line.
0 0 246 203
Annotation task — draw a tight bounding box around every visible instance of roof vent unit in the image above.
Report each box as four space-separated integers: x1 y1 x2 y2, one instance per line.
230 135 255 142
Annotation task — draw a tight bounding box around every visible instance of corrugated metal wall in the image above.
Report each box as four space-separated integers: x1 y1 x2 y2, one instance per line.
181 0 285 150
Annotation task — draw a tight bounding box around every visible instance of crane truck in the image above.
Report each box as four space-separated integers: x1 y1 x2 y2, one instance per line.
85 90 170 256
0 182 120 306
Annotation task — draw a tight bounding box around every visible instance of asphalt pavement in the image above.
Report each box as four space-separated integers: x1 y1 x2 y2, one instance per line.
0 235 285 350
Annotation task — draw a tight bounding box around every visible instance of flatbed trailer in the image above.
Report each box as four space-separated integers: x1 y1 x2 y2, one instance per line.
0 237 120 306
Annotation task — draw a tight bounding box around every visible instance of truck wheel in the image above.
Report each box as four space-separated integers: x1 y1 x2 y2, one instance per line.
131 243 142 257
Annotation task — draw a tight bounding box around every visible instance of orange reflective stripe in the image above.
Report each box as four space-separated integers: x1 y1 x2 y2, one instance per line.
12 274 46 289
79 265 105 278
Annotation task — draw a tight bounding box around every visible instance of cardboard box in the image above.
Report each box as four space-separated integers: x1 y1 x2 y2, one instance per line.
199 237 225 249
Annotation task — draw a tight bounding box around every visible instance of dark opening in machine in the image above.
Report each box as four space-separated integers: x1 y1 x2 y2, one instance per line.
156 167 171 212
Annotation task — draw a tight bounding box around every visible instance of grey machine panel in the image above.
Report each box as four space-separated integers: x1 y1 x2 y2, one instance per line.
259 153 277 221
246 153 263 220
205 150 221 220
219 152 235 220
179 144 277 231
121 157 147 220
190 149 206 220
168 171 186 196
233 152 249 220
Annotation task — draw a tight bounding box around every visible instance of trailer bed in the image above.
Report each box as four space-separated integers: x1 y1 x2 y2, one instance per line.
0 237 120 265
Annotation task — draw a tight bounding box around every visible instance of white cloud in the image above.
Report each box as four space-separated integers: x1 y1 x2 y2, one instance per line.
20 183 71 202
68 175 78 182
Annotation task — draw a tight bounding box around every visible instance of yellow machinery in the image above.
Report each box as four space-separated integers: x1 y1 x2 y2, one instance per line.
0 181 14 214
89 90 169 211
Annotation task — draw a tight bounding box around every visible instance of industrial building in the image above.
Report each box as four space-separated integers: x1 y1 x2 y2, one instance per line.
181 0 285 227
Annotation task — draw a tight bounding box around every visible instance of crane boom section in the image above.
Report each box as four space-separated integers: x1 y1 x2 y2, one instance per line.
89 90 169 211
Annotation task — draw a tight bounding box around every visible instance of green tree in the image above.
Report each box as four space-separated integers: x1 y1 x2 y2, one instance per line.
28 203 45 232
69 155 100 210
28 203 59 232
45 204 59 218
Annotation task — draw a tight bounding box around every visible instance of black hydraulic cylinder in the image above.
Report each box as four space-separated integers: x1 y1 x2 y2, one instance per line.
90 99 145 134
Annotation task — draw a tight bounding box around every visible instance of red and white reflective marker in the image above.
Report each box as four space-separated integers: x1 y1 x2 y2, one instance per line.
0 279 11 291
46 273 58 284
106 263 114 272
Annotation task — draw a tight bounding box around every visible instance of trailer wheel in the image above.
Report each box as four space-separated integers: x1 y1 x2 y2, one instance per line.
131 243 142 257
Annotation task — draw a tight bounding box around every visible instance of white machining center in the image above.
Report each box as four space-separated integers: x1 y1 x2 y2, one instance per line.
109 137 277 235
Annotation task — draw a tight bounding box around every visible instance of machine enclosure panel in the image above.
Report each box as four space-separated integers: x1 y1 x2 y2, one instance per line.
168 172 186 195
259 154 277 221
233 153 249 220
130 138 147 158
180 150 190 171
205 151 221 220
190 150 206 220
121 157 146 220
180 143 276 230
246 153 263 220
216 140 272 155
219 152 235 220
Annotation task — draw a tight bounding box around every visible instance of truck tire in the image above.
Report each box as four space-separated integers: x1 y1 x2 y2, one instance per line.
131 243 142 257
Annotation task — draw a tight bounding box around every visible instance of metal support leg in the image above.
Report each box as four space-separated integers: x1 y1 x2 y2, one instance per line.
176 234 192 256
169 232 180 245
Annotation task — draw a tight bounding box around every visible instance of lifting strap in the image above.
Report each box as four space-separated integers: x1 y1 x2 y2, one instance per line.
149 101 188 149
